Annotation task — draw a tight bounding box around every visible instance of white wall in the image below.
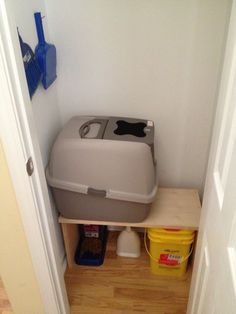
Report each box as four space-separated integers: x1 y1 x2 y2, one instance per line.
46 0 231 194
8 0 65 264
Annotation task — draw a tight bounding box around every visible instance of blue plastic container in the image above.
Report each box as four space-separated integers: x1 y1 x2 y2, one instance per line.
75 225 108 266
18 31 42 98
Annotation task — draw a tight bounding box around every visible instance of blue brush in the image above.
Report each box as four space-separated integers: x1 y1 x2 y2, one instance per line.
18 30 42 98
34 12 57 89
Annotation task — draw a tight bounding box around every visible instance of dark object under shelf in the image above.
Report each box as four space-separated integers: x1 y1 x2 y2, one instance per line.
18 30 42 98
75 225 108 266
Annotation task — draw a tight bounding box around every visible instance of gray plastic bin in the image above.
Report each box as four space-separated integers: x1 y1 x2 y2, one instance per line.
46 116 157 222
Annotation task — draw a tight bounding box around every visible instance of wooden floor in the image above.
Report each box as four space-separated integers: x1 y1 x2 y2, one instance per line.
65 232 192 314
0 279 12 314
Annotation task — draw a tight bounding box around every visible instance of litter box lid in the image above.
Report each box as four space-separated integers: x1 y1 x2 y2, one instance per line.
46 116 157 204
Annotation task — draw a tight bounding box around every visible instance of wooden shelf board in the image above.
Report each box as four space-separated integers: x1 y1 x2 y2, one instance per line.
59 188 201 230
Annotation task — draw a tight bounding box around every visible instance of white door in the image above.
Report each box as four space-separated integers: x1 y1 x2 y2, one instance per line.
0 1 69 313
187 1 236 313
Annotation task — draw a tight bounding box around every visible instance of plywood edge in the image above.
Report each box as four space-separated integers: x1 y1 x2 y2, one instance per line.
58 218 199 230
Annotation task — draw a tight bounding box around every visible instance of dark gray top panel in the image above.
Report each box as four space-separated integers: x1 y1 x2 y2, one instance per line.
103 116 154 145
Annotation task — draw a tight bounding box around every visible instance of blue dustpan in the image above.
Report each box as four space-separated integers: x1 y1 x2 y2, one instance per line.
34 12 57 89
18 30 42 98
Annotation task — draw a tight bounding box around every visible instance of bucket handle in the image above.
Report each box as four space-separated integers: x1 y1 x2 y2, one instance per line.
144 229 194 265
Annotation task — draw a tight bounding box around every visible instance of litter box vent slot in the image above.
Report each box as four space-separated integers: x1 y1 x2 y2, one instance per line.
88 187 106 197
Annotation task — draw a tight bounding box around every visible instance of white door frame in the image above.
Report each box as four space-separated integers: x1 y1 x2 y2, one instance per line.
187 1 236 312
0 1 69 313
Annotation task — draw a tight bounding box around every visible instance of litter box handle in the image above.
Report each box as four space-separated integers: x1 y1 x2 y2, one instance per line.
144 229 194 265
79 119 108 139
80 122 91 138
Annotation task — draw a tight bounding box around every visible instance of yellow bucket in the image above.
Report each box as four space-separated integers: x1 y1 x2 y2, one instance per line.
146 228 195 277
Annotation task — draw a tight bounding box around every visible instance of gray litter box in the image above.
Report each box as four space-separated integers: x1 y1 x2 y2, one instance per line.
46 116 157 222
